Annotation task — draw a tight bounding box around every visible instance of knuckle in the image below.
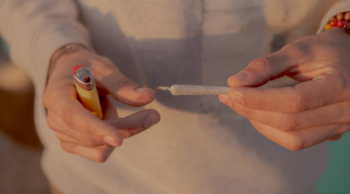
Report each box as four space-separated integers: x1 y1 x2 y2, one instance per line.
43 90 53 109
331 134 343 141
329 67 343 77
60 142 73 153
281 42 314 62
235 105 249 118
82 138 104 148
59 107 91 132
116 76 135 88
99 56 113 64
94 151 109 163
294 36 310 43
95 158 107 163
287 92 305 113
322 68 346 89
120 128 137 139
69 132 105 147
59 106 81 129
254 125 264 134
282 43 298 51
55 132 66 141
248 57 270 71
331 72 348 94
96 145 112 150
46 114 56 130
62 113 75 129
93 60 116 75
279 114 299 132
340 124 350 133
287 134 305 151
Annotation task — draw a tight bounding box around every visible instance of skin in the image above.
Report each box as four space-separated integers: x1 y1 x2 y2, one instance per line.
44 46 160 163
219 28 350 151
46 26 349 162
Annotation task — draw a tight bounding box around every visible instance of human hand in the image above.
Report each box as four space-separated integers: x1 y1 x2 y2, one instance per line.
44 45 160 162
219 28 350 151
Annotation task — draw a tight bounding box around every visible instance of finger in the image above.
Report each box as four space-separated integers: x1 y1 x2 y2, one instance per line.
47 87 120 147
60 141 115 163
55 131 81 144
106 109 161 139
220 98 350 131
324 134 343 142
100 95 118 120
54 96 145 146
47 90 124 147
48 88 159 147
92 64 155 107
45 66 157 147
55 131 111 150
250 120 349 151
227 43 310 88
221 73 346 113
48 111 111 148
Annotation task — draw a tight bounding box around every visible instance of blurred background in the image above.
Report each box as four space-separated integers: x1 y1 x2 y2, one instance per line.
0 36 350 194
0 38 50 193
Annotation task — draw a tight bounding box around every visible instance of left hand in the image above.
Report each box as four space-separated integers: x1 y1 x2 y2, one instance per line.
44 46 160 163
219 28 350 151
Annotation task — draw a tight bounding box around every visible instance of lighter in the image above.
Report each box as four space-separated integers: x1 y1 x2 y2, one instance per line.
73 65 103 119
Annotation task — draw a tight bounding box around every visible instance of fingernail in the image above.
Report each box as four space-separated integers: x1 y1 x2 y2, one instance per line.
230 72 248 81
136 88 146 92
228 93 244 105
103 136 118 147
219 95 232 106
144 113 159 128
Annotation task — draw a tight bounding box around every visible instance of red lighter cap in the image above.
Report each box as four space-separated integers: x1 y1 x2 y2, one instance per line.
73 65 84 75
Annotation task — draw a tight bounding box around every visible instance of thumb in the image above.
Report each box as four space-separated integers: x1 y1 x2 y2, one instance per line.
228 44 306 88
96 68 155 107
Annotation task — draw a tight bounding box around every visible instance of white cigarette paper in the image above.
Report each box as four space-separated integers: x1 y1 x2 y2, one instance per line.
157 85 232 95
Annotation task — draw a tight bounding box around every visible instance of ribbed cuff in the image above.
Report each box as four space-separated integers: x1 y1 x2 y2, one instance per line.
30 26 93 104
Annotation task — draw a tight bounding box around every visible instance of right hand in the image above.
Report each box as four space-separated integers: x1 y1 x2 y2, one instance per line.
44 45 160 163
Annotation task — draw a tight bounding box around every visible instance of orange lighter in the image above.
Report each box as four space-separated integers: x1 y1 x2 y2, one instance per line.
73 65 103 119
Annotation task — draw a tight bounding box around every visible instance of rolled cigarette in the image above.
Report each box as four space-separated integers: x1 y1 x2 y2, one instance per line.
157 85 232 95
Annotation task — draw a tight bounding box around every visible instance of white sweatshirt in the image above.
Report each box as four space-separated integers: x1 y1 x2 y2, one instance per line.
0 0 349 193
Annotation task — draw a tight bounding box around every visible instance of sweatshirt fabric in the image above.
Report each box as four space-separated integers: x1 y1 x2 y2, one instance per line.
0 0 349 193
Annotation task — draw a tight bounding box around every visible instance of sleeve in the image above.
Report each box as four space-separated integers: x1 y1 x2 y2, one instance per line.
0 0 93 97
318 0 350 32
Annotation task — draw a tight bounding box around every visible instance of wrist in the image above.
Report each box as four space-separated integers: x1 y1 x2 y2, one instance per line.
47 44 89 83
51 44 87 63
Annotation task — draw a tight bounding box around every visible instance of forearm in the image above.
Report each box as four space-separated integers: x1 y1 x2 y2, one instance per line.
0 0 92 96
